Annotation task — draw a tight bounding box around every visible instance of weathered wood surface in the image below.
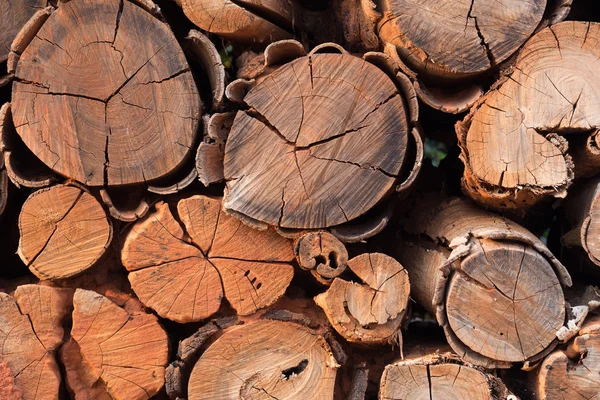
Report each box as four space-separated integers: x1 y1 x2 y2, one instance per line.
294 230 348 284
122 195 295 323
11 0 201 186
398 196 570 367
0 0 46 64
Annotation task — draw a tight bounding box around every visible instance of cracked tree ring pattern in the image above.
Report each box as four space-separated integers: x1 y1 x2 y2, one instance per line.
11 0 201 186
223 53 410 229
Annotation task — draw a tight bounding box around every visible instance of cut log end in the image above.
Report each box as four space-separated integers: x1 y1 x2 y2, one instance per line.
18 185 112 280
294 231 348 284
11 0 201 186
187 319 339 400
121 195 295 323
224 52 414 229
315 253 410 345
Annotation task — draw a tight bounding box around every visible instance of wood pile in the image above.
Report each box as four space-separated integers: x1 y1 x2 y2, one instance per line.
1 0 600 399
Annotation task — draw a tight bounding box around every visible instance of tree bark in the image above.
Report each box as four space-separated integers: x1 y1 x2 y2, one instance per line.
397 196 571 368
11 0 201 186
457 22 600 210
315 253 410 345
121 195 295 323
18 184 112 280
532 315 600 399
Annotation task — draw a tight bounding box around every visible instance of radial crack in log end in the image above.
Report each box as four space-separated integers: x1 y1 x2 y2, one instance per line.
187 319 338 400
18 185 112 281
68 289 169 400
11 0 201 186
121 195 294 323
315 253 410 344
458 21 600 210
224 52 414 229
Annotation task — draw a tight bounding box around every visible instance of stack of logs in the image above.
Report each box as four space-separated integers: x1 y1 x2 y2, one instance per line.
1 0 600 399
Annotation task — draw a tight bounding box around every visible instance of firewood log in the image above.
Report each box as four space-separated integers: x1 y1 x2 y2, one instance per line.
18 184 112 280
531 315 600 399
380 351 514 399
315 253 410 345
223 43 422 230
562 177 600 268
457 21 600 210
294 230 348 284
398 196 572 368
10 0 201 187
121 195 295 323
62 288 169 400
0 285 72 400
195 112 234 186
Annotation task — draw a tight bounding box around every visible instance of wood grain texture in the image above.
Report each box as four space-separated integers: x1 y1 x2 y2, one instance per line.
315 253 409 345
70 289 169 400
0 0 46 63
378 0 546 79
533 315 600 400
18 185 112 280
224 53 410 229
187 319 339 400
11 0 200 186
458 21 600 209
294 230 348 284
121 195 295 323
398 196 569 367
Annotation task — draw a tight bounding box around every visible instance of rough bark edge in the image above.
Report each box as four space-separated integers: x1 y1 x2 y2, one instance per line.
330 201 393 244
7 6 54 74
265 39 307 67
147 168 198 194
100 188 151 222
0 103 57 188
293 231 348 284
194 112 235 186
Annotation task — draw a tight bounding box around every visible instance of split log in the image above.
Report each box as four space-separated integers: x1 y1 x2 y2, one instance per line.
0 285 72 400
223 48 421 229
11 0 201 187
63 289 169 400
562 177 600 268
380 352 514 399
315 253 409 345
178 0 293 45
456 21 600 210
294 230 348 284
398 196 571 368
18 184 112 280
532 315 600 399
185 317 340 399
0 0 46 65
121 195 295 323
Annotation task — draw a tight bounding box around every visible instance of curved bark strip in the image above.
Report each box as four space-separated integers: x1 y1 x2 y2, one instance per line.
457 22 600 209
562 177 600 268
224 52 415 229
398 196 570 367
187 319 339 400
18 185 112 280
380 352 513 400
0 103 57 189
195 112 234 186
0 159 7 218
533 315 600 399
0 287 71 400
121 195 295 323
378 0 546 81
179 0 293 45
315 253 410 345
68 289 169 400
11 0 201 187
1 0 47 64
294 231 348 284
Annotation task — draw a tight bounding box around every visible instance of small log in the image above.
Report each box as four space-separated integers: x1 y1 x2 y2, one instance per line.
121 195 295 323
380 352 514 399
456 21 600 209
398 196 571 368
18 184 112 280
562 177 600 267
223 50 419 229
179 0 293 45
0 0 46 64
315 253 410 345
0 285 72 400
532 315 600 399
186 318 340 400
195 112 234 186
11 0 201 186
294 230 348 284
66 288 169 400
